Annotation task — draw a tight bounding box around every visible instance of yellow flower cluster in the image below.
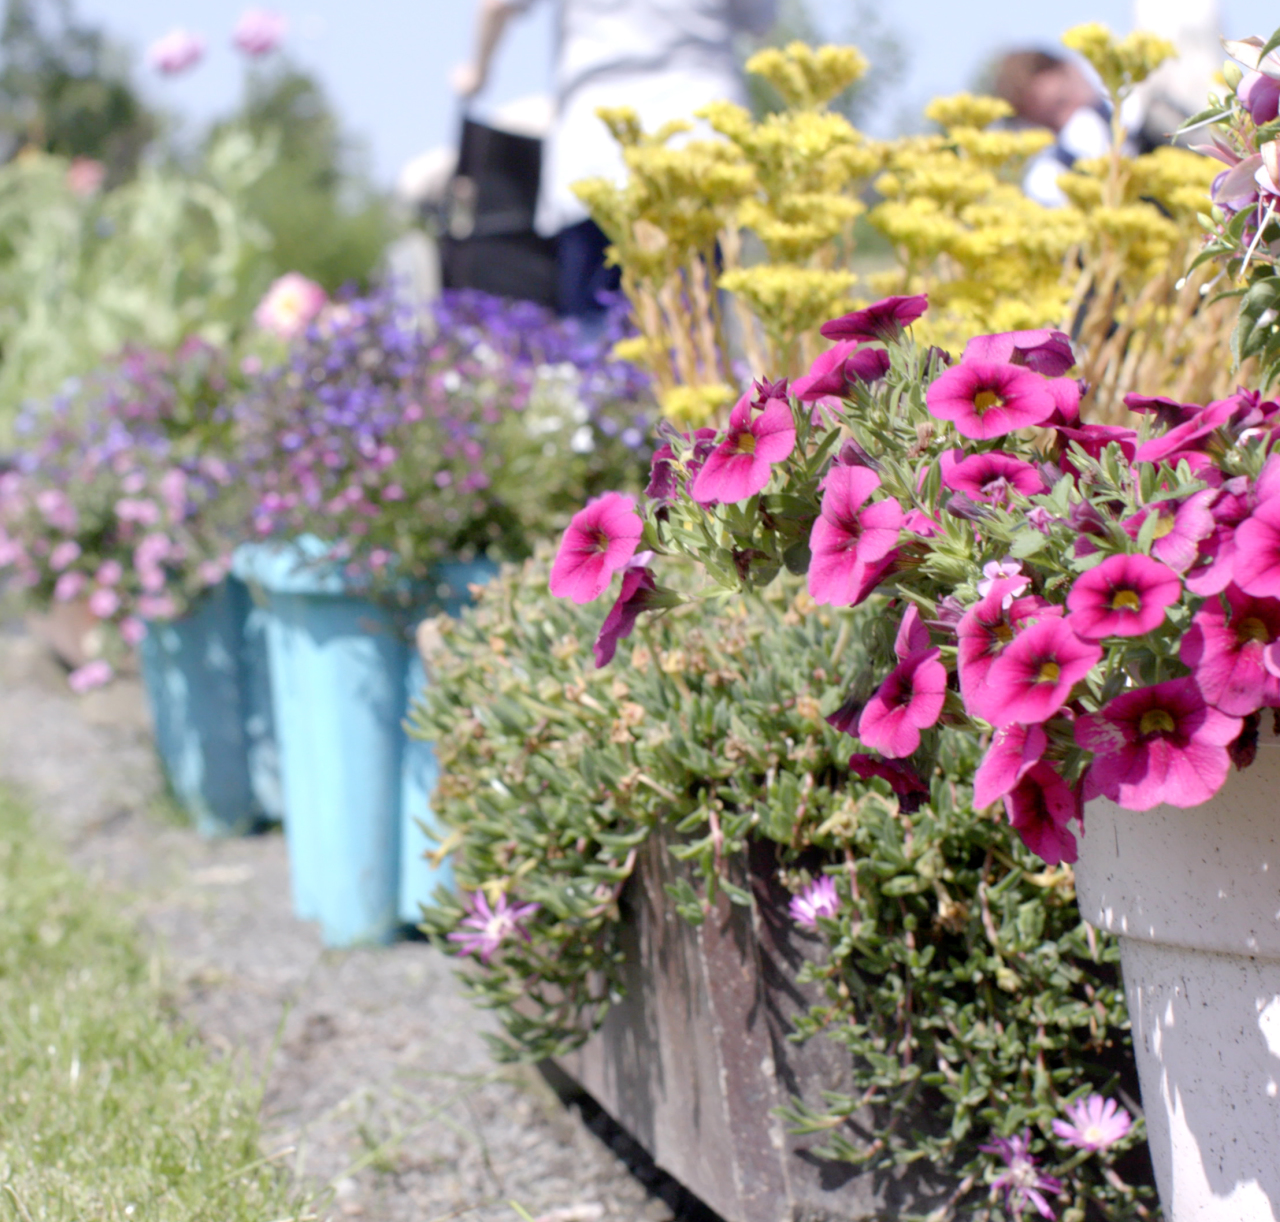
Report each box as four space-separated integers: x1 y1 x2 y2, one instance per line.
575 27 1237 426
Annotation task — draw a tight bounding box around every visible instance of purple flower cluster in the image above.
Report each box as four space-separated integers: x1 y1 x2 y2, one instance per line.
241 287 653 583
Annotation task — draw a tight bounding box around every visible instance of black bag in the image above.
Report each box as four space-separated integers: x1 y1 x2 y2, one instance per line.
439 116 557 308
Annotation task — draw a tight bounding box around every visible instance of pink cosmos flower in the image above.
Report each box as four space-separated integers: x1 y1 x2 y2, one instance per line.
594 558 662 667
981 617 1102 727
973 723 1048 809
958 581 1061 720
68 660 113 694
233 8 286 56
819 294 928 343
962 328 1075 376
447 890 539 963
1005 761 1081 865
690 394 795 504
1075 678 1242 811
940 449 1046 504
1065 554 1182 640
255 273 328 340
1233 497 1280 599
1180 586 1280 715
789 876 841 929
791 341 890 401
980 1131 1062 1220
925 361 1057 440
49 540 81 571
645 427 718 502
88 587 120 620
550 492 643 604
857 648 947 758
1052 1095 1133 1152
1122 490 1218 573
848 754 929 812
147 28 206 75
807 466 905 607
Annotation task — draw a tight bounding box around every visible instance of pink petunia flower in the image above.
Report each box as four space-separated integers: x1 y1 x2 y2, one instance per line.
645 427 717 503
690 394 796 504
147 27 206 75
819 294 928 343
1075 678 1242 811
549 492 643 604
255 273 328 340
980 1131 1063 1220
791 341 889 402
980 617 1102 727
789 875 841 928
1005 761 1081 865
1052 1094 1133 1152
1124 393 1202 430
1044 377 1082 425
1122 489 1218 573
894 603 930 658
1133 395 1236 466
962 328 1075 376
857 648 947 758
1065 553 1182 640
447 890 539 963
1180 586 1280 715
848 754 929 812
940 449 1046 504
925 361 1057 440
594 558 663 667
232 8 287 56
807 465 905 607
973 723 1048 809
1233 496 1280 599
958 580 1060 720
68 660 114 694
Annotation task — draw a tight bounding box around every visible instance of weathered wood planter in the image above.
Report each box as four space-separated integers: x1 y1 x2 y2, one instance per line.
557 832 951 1222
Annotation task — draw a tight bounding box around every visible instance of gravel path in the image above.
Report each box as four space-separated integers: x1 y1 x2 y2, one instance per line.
0 625 685 1222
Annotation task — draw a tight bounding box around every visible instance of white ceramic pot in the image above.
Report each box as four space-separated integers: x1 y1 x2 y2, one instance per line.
1075 741 1280 1222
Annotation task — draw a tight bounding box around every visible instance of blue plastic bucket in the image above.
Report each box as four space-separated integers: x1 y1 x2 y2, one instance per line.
139 578 260 838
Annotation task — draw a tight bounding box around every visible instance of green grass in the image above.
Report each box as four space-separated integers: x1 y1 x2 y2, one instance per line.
0 791 303 1222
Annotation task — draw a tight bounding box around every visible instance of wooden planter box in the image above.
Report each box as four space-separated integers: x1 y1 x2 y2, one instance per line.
556 832 953 1222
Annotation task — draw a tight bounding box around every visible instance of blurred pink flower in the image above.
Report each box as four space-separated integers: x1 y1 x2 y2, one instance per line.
88 587 120 619
138 594 178 620
447 890 539 963
120 617 147 647
820 294 928 343
96 560 123 586
54 571 86 602
147 27 207 75
1052 1094 1132 1152
49 540 81 571
66 157 106 197
233 8 287 56
1004 761 1081 865
68 660 113 694
254 273 328 340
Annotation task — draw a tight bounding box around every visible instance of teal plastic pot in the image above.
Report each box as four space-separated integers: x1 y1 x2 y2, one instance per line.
139 578 262 838
399 560 497 924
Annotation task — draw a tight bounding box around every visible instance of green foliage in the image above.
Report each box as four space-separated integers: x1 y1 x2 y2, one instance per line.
415 558 1154 1216
0 790 300 1220
206 64 396 291
0 0 156 181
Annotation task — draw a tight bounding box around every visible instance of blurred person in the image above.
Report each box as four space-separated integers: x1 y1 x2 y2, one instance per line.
452 0 778 321
994 50 1114 208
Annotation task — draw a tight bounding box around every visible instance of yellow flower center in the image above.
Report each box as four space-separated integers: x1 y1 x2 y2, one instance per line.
993 622 1014 643
1037 661 1061 684
1238 616 1270 644
736 432 757 455
1111 589 1142 612
1152 514 1176 539
973 389 1004 414
1139 708 1176 736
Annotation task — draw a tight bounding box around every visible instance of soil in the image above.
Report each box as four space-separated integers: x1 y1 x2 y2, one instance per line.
0 625 703 1222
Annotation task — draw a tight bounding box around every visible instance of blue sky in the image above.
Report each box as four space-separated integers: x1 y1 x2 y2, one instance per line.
76 1 1280 186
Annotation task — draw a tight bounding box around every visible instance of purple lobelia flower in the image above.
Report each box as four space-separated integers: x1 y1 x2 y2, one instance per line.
1052 1094 1133 1152
981 1131 1063 1219
447 890 540 963
789 875 841 928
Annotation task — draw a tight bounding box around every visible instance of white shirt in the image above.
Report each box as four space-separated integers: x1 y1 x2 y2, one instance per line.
505 0 777 234
1022 106 1113 209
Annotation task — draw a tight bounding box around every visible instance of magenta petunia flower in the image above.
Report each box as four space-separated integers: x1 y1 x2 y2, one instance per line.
1005 761 1081 865
1065 553 1182 640
857 648 947 758
1240 68 1280 123
791 341 890 401
962 328 1075 376
1052 1094 1133 1152
690 394 795 505
940 449 1046 504
1122 489 1218 573
1053 423 1138 466
820 294 928 343
1075 678 1242 811
1179 586 1280 714
549 492 643 604
789 875 841 928
1133 396 1236 466
980 1131 1063 1220
894 603 930 658
973 723 1048 809
645 427 717 502
958 581 1061 719
1233 496 1280 599
1124 393 1202 430
849 754 929 812
1044 377 1082 425
447 890 540 963
925 361 1057 440
980 617 1102 727
807 465 906 607
594 560 662 668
